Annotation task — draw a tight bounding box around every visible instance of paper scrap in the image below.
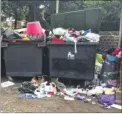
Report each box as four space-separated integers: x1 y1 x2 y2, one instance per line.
1 81 15 88
111 104 122 110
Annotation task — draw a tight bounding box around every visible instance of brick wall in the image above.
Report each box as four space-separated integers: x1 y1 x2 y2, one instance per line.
120 61 122 91
99 31 119 50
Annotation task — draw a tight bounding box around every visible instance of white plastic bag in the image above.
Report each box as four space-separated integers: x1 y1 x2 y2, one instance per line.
85 33 100 42
53 27 66 36
64 31 78 53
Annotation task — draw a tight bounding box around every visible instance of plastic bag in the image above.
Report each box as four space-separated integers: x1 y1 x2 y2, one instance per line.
96 53 103 63
97 94 115 106
18 82 38 94
64 31 78 53
85 33 100 42
2 28 23 40
100 60 120 87
53 27 66 36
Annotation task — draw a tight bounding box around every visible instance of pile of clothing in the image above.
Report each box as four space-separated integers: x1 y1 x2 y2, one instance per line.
48 27 100 43
103 48 121 62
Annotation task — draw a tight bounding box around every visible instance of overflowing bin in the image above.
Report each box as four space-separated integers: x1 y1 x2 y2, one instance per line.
47 42 98 80
47 8 101 80
2 21 46 79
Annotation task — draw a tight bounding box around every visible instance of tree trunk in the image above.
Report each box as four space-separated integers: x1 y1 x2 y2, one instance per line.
27 4 36 22
14 11 17 29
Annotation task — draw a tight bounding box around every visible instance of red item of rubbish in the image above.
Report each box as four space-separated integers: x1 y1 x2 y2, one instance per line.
51 37 65 43
102 55 107 60
26 21 44 35
112 48 121 55
74 92 80 96
47 92 54 95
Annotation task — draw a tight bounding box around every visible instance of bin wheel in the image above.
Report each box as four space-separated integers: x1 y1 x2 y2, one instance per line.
7 76 14 81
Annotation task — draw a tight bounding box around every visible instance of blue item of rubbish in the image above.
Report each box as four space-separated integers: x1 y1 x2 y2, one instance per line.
81 29 91 35
97 94 115 106
76 95 85 100
19 93 37 99
107 55 116 62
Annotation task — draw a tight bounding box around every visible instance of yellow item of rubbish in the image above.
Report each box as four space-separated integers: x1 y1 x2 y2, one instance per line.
104 87 116 94
96 92 103 95
23 35 30 40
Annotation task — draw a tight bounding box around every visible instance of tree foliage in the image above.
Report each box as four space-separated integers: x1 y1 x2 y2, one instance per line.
83 0 121 22
1 0 122 27
2 0 29 21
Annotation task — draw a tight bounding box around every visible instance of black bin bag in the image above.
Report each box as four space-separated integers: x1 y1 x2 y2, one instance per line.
100 60 120 87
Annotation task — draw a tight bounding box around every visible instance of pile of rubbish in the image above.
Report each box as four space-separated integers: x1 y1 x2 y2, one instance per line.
95 47 121 88
18 74 120 109
47 28 100 43
46 27 100 53
18 47 121 109
1 21 45 42
17 47 121 109
1 21 100 44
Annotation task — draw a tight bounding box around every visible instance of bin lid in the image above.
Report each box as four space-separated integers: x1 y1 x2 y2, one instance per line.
51 8 101 33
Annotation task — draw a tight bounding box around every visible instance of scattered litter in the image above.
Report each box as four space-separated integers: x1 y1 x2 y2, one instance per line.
55 79 66 92
100 48 121 88
18 81 38 94
84 100 89 103
64 96 75 101
76 95 85 100
104 87 116 95
87 86 104 96
1 81 15 88
97 94 115 106
111 104 122 110
85 33 100 42
19 93 38 99
47 94 51 98
92 101 96 105
103 105 112 109
53 27 66 36
86 98 92 102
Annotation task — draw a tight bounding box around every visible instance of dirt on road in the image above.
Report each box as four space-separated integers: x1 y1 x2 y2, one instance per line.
0 85 121 113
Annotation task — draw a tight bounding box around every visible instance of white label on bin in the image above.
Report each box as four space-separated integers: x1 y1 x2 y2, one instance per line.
67 52 75 60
